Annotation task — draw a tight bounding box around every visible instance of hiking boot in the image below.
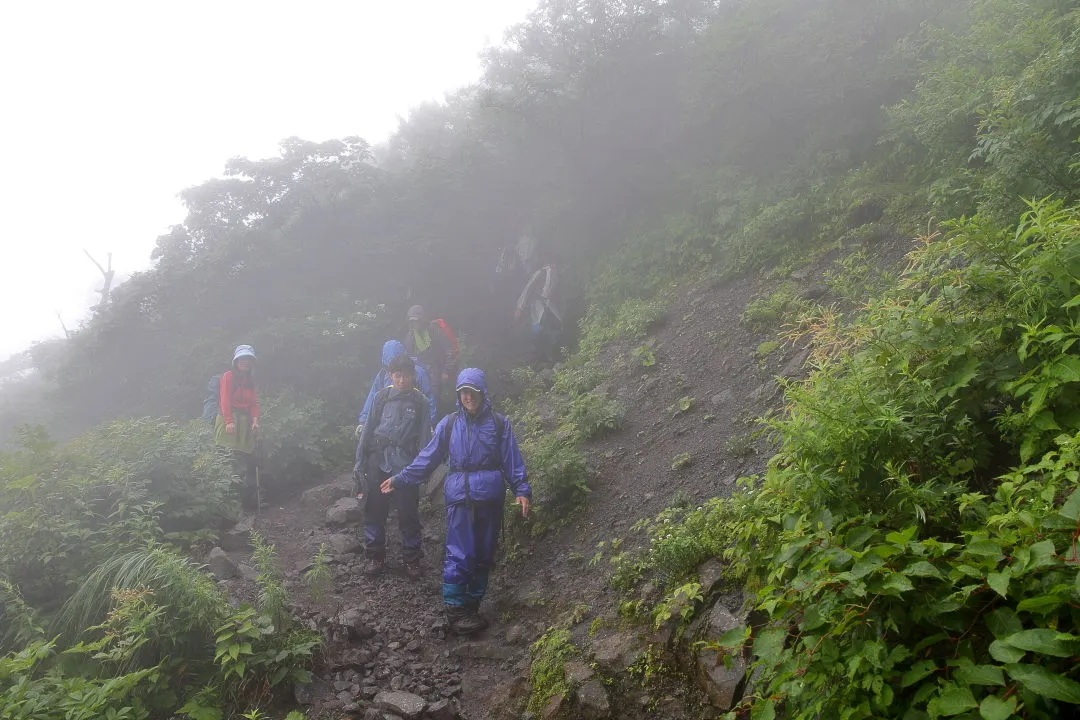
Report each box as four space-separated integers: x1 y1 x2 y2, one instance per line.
446 605 488 636
363 556 386 576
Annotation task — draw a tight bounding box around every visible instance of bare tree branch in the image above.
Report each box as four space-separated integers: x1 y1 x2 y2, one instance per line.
84 250 115 310
55 310 70 339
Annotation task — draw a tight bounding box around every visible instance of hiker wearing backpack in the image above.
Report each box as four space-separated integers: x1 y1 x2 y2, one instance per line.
355 354 432 577
380 368 530 636
358 340 436 429
404 305 458 408
515 264 563 363
211 345 261 510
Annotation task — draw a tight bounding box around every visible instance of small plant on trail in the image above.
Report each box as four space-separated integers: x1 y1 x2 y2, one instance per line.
631 341 658 368
527 628 577 714
567 392 624 439
670 452 692 470
250 531 288 623
741 283 811 332
304 543 331 604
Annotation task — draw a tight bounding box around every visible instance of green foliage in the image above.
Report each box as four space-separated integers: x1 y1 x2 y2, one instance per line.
250 531 288 626
742 283 812 333
304 543 331 604
566 392 624 439
527 628 576 714
670 452 692 470
698 199 1080 718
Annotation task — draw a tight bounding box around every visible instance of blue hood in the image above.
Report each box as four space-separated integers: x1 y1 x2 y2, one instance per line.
455 368 490 413
381 339 407 367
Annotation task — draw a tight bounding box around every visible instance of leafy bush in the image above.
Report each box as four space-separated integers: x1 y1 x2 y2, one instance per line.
566 392 624 439
695 199 1080 718
741 282 811 332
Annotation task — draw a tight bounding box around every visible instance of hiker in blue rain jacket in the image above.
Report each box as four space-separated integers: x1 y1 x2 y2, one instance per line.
354 340 437 498
381 368 530 636
358 340 437 427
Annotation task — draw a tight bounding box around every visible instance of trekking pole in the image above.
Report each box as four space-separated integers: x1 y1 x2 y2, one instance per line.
254 432 263 515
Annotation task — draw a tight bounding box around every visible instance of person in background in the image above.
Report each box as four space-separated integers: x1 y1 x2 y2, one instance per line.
355 354 431 577
381 368 530 635
404 305 457 407
354 340 436 498
213 344 261 510
515 264 563 362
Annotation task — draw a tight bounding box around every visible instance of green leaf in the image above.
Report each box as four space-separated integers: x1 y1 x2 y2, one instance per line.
906 561 941 578
883 572 914 594
1060 488 1080 521
988 640 1025 664
1005 664 1080 703
953 664 1004 686
986 571 1009 598
965 540 1003 558
978 694 1016 720
985 608 1022 639
886 526 917 545
1002 629 1077 657
1027 539 1057 569
751 699 776 720
752 628 786 663
933 684 977 716
1015 594 1066 614
901 660 937 688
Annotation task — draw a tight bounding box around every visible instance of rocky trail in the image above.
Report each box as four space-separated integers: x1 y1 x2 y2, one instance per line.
201 271 831 720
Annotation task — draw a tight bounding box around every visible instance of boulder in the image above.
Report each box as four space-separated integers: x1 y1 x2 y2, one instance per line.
425 699 459 720
374 690 426 719
574 679 611 719
327 532 363 556
693 602 747 710
589 631 643 672
327 497 363 526
697 558 725 595
303 475 354 509
207 547 239 579
219 515 254 551
563 660 595 685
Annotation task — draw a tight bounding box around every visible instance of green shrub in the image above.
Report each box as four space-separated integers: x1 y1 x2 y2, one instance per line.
741 282 811 332
527 628 576 714
566 392 624 439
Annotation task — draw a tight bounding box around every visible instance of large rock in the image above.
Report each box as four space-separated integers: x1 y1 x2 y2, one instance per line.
303 475 354 509
207 547 239 579
374 690 426 719
697 558 725 595
693 602 747 710
219 515 254 551
574 679 611 719
327 532 363 556
326 497 363 526
589 631 643 672
425 699 459 720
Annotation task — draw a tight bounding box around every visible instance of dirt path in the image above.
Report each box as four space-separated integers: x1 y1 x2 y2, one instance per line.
207 274 815 719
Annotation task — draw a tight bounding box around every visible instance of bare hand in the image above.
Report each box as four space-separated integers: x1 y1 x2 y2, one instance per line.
380 477 395 494
251 419 260 432
225 422 236 434
515 496 530 517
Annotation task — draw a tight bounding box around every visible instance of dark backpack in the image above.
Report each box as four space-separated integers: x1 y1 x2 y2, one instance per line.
202 373 223 425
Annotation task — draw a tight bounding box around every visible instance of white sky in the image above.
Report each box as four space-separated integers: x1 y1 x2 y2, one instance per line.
0 0 535 359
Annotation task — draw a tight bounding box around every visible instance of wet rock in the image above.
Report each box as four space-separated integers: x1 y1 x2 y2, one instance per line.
327 497 364 526
303 475 354 508
375 690 426 719
293 680 316 705
449 642 515 661
237 563 258 582
335 607 376 642
328 533 363 555
540 693 567 720
219 515 254 551
697 558 724 595
504 624 526 644
693 602 747 710
563 660 594 684
207 547 239 579
575 679 611 719
425 698 458 719
590 632 642 672
779 348 811 379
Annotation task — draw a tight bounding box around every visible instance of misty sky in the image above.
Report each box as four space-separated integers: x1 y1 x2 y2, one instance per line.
0 0 535 359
